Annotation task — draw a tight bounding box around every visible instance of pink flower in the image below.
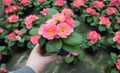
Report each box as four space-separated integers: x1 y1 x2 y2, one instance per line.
86 8 96 15
73 0 84 8
41 8 50 17
87 31 101 44
18 0 30 6
46 19 57 25
54 0 65 7
52 13 65 22
0 28 3 34
113 31 120 45
117 18 120 24
110 0 120 6
14 29 22 36
30 36 40 45
106 7 118 16
0 68 7 73
38 24 58 40
99 16 111 27
5 5 20 14
67 52 79 57
116 59 120 70
25 15 39 29
7 15 19 23
8 32 16 41
37 0 45 5
93 1 105 8
15 36 21 40
65 15 75 27
3 0 13 6
57 23 73 38
61 8 74 15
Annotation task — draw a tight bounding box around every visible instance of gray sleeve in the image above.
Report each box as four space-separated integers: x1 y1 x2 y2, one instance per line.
12 66 35 73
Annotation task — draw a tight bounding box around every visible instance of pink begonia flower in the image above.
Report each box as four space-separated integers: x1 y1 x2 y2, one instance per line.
46 19 57 25
65 15 75 27
61 8 74 15
5 5 20 14
38 24 58 40
8 32 16 41
54 0 65 7
110 0 120 6
0 28 3 34
30 36 40 45
3 0 13 6
116 59 120 70
0 68 7 73
67 52 79 57
87 31 101 44
57 23 73 38
73 0 84 8
106 7 118 16
86 8 96 15
15 35 21 41
113 31 120 45
52 13 65 23
14 29 22 36
7 15 19 23
93 1 105 8
117 18 120 24
37 0 45 5
41 8 50 17
99 16 111 27
18 0 30 6
25 15 39 29
0 53 2 60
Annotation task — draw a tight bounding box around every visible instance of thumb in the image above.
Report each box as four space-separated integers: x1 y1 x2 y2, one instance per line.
44 55 61 64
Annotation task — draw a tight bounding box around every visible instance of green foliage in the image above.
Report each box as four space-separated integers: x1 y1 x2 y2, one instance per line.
29 28 39 35
65 56 74 63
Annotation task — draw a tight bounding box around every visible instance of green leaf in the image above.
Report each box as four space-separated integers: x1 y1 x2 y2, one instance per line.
46 39 62 54
21 28 27 34
87 17 93 23
98 26 106 31
111 68 119 73
74 20 80 28
63 44 80 53
78 50 85 61
29 28 39 35
27 42 35 49
46 8 59 20
65 56 74 63
39 37 46 48
0 46 5 51
63 32 83 46
110 53 118 64
107 38 114 44
90 22 98 26
116 45 120 50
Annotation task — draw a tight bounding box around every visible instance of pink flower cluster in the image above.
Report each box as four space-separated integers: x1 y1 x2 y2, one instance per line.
7 15 19 23
87 31 101 44
30 36 40 45
116 59 120 70
93 1 105 8
113 31 120 45
0 28 3 34
25 15 39 29
99 16 111 27
86 8 96 15
61 8 74 15
73 0 84 8
54 0 65 7
41 8 50 17
0 68 7 73
38 13 75 40
8 29 22 41
110 0 120 6
37 0 45 5
106 7 118 16
5 5 20 14
3 0 13 6
18 0 30 6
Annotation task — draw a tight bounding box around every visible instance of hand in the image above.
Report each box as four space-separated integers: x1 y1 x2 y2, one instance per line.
26 44 61 73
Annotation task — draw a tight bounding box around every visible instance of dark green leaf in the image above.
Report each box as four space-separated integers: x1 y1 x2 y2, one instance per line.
74 20 80 28
78 50 85 61
0 46 5 51
29 28 39 35
39 37 46 48
110 53 118 64
65 56 74 63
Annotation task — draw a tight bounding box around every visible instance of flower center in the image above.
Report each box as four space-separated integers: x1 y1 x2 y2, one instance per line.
57 17 62 22
60 28 66 34
48 29 54 34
